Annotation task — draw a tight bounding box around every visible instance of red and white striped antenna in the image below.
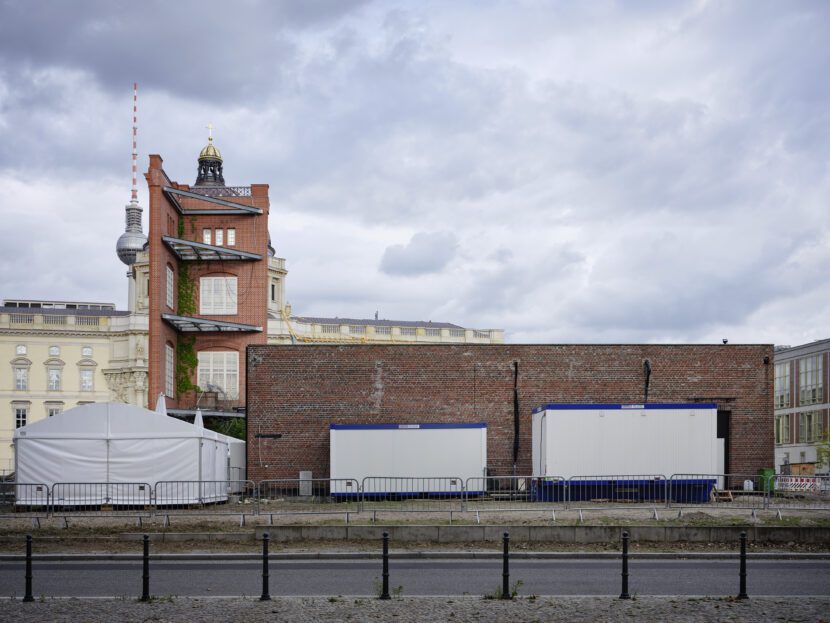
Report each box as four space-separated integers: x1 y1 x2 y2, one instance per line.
117 82 147 268
130 82 139 203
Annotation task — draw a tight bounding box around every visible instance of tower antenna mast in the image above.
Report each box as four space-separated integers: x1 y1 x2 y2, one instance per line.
131 82 139 204
117 82 148 268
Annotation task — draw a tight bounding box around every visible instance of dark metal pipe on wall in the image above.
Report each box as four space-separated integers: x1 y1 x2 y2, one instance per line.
512 361 519 474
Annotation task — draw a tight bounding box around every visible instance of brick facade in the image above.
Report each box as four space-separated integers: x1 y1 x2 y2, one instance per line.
146 155 270 410
246 344 773 482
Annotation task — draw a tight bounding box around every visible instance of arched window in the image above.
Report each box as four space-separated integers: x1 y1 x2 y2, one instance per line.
11 357 31 391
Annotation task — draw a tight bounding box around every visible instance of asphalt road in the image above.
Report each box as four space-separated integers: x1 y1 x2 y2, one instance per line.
2 559 828 598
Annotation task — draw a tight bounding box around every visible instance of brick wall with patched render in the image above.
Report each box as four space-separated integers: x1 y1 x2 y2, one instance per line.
246 344 773 482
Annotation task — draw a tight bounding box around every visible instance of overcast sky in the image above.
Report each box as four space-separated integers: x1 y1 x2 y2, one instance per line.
1 0 828 345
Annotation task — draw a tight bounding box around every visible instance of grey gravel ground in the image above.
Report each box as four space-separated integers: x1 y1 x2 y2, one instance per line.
2 595 829 623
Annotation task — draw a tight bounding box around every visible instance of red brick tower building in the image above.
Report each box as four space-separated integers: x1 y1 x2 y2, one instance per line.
145 134 270 414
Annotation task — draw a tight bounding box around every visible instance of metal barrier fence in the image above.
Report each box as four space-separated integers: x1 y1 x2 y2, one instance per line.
360 476 465 514
768 475 830 511
464 476 567 513
51 482 154 517
565 475 668 508
1 473 829 522
229 467 246 487
258 478 360 519
0 483 50 519
154 480 257 515
669 474 770 510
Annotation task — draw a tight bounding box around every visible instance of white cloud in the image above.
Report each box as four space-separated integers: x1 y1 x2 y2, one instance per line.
380 231 458 276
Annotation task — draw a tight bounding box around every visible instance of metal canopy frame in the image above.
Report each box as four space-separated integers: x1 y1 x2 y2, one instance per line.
161 236 262 262
161 313 262 333
162 186 262 215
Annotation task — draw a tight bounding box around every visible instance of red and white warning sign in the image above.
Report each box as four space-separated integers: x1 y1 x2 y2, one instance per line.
776 476 819 492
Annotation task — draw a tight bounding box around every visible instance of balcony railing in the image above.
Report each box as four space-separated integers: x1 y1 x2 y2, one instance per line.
1 312 106 331
189 186 252 198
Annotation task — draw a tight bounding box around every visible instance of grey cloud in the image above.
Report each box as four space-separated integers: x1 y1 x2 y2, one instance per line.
0 0 370 103
380 231 458 276
562 226 830 337
1 1 829 346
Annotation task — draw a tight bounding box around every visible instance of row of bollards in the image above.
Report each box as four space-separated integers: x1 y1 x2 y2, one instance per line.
617 530 749 601
19 530 751 601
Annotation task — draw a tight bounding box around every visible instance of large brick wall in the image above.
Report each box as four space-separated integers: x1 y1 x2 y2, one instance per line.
246 344 774 481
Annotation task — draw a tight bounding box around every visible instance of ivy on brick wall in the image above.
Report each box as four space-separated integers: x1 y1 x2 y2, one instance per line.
175 260 198 396
176 334 198 396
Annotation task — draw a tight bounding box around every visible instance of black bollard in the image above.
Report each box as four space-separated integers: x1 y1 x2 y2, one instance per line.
619 531 631 600
260 533 271 601
141 534 150 602
502 532 511 600
380 532 390 600
23 534 34 602
737 531 748 600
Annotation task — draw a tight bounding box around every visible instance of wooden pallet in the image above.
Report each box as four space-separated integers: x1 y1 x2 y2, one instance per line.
711 488 734 502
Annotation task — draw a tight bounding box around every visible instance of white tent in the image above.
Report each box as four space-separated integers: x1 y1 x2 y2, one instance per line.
13 402 245 506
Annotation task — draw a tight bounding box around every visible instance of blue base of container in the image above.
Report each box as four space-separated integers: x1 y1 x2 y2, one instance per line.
531 479 716 503
333 491 476 499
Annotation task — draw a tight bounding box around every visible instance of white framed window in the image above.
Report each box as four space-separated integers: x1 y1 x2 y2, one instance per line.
49 345 60 357
200 276 238 315
321 325 340 334
166 265 174 309
799 411 822 443
202 228 212 245
215 229 224 246
400 327 416 336
375 326 391 335
197 351 239 399
80 369 94 392
425 328 441 337
46 403 63 417
348 325 365 335
16 344 26 356
775 414 791 444
799 355 823 405
774 362 790 409
14 405 28 428
82 346 93 358
14 366 28 390
165 343 175 398
227 228 236 246
48 367 61 391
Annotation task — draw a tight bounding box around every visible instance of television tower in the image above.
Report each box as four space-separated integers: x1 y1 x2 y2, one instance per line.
116 83 148 269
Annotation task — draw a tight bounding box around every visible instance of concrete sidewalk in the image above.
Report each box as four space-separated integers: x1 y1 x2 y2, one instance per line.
4 595 829 623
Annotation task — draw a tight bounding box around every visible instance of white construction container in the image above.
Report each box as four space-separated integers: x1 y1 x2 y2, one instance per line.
531 403 723 477
329 423 487 495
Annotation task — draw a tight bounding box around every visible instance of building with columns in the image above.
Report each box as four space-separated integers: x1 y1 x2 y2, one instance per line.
0 299 149 472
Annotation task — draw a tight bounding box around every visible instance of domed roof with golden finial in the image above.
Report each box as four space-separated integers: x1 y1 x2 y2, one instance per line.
195 123 225 186
199 124 222 161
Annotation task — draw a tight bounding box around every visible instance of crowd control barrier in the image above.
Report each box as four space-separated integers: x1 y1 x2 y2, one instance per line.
258 478 360 522
360 476 465 518
768 475 830 511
